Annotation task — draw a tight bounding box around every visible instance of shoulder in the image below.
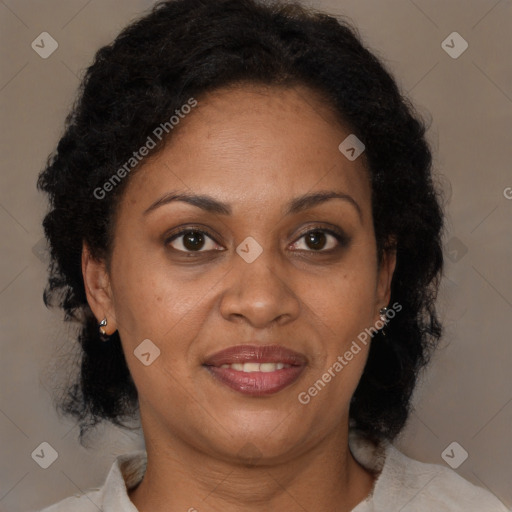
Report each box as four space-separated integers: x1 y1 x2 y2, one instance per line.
374 442 510 511
35 450 146 512
348 429 509 512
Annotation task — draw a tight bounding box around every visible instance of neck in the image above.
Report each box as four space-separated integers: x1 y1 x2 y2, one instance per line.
128 424 375 512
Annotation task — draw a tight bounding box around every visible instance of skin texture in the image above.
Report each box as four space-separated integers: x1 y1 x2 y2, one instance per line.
82 84 396 511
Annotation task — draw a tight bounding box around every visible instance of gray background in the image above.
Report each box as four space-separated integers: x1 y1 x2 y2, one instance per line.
0 0 511 510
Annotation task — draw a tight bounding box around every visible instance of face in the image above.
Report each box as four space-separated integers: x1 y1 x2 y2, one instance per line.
83 84 395 464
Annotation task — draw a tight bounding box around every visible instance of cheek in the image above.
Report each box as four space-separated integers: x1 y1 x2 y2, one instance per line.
297 251 378 392
306 260 377 334
111 246 218 351
298 271 374 416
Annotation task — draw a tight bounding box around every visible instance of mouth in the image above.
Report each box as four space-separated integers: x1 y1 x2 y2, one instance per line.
203 344 307 396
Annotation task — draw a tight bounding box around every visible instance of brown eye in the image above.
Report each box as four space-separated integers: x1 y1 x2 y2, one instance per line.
166 229 222 253
290 228 347 252
182 231 206 251
304 231 328 250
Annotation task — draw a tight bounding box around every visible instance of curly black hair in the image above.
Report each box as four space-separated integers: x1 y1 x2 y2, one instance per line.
37 0 444 445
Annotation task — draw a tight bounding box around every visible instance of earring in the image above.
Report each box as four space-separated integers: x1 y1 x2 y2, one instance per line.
99 317 109 342
379 307 388 336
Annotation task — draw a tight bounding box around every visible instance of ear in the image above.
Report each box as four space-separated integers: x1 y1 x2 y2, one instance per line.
375 242 397 318
81 242 117 334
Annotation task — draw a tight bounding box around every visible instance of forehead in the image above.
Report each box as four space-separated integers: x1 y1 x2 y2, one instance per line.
121 84 371 218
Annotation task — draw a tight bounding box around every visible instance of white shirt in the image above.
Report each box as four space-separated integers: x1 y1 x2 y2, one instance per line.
37 429 510 511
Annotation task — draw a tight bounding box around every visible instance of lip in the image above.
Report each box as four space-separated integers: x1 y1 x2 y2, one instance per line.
203 344 307 396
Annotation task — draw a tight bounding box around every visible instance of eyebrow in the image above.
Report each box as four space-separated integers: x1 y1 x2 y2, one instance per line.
143 190 362 220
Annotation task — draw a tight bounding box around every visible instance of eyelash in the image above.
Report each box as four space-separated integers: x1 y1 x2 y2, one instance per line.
164 224 349 255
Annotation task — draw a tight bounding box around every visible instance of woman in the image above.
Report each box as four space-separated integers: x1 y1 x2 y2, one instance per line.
36 0 508 510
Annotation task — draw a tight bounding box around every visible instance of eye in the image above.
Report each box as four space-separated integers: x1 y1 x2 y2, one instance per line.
289 228 347 252
165 226 348 254
166 229 223 253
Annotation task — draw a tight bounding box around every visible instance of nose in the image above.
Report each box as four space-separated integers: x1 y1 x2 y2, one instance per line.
219 248 301 329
